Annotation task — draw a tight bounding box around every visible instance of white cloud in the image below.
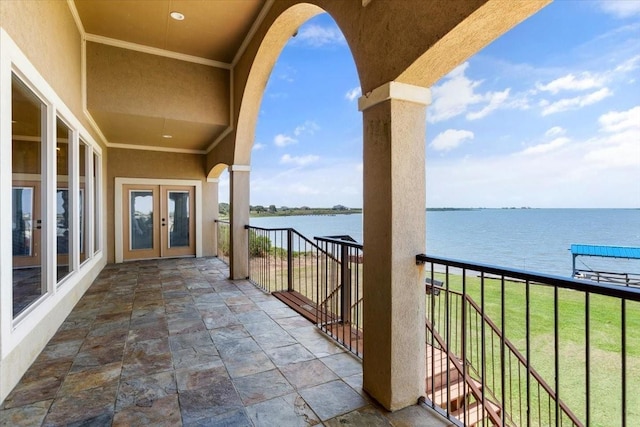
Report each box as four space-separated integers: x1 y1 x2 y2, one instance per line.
253 142 266 150
584 106 640 168
598 0 640 18
426 130 639 208
429 62 517 123
545 126 566 137
598 106 640 132
520 137 570 155
541 87 613 115
293 120 320 137
584 138 640 168
466 89 511 120
615 55 640 73
274 134 297 147
249 160 363 208
295 24 346 47
536 73 605 94
430 129 474 152
280 154 320 166
429 63 484 123
345 87 362 101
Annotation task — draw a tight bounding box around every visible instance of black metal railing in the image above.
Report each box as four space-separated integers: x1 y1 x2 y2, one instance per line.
418 254 640 427
314 236 364 357
215 219 230 265
574 269 640 287
245 225 326 296
245 226 363 358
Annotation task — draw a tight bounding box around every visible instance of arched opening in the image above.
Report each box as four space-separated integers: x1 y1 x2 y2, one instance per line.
234 3 327 165
249 12 362 235
421 2 640 426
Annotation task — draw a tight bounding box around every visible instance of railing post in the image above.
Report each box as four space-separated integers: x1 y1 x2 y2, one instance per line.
340 244 351 324
287 228 293 292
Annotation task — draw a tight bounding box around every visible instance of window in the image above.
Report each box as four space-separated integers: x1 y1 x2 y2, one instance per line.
11 73 47 317
56 116 74 283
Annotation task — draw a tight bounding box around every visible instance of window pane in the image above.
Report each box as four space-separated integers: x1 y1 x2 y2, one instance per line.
79 141 87 263
12 74 46 317
12 188 33 256
168 191 190 248
130 191 154 250
56 117 73 283
93 152 100 254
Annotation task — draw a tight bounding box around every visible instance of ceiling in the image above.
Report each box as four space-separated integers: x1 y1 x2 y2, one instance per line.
72 0 267 153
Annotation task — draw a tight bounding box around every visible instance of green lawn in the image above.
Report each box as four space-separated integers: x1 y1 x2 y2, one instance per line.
427 272 640 427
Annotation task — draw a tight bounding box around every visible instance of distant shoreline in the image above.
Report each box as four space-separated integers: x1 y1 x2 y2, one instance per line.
249 208 362 218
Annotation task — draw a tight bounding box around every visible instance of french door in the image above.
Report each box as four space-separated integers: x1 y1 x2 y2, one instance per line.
122 185 195 260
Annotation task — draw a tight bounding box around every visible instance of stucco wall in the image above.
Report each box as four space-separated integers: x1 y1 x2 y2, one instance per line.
0 0 104 147
106 148 215 262
86 42 230 125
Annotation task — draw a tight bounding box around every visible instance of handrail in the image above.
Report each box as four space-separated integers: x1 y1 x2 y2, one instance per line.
245 224 291 232
246 225 336 260
426 318 503 426
442 285 584 427
315 235 363 250
417 254 640 301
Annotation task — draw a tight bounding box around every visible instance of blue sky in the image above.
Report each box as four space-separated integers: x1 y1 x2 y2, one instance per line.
220 0 640 208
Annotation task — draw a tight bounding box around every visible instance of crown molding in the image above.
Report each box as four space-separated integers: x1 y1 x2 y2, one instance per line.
205 127 233 154
232 0 274 68
106 142 206 155
84 34 231 69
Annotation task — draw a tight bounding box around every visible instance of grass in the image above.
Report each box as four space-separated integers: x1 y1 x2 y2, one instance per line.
428 272 640 427
241 230 637 426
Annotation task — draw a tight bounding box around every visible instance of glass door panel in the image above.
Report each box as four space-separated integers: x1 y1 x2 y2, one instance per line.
162 186 195 257
168 191 190 248
131 191 154 250
123 186 160 260
12 187 34 257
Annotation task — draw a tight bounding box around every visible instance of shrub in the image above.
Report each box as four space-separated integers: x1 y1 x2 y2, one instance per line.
249 230 271 257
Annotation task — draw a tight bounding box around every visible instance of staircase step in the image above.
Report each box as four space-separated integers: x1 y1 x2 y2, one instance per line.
426 347 460 392
432 379 481 410
452 400 500 427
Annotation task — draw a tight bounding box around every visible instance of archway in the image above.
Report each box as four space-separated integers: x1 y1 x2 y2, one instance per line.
234 3 328 165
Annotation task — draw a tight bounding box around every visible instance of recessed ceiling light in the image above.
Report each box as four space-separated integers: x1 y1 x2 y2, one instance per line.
162 134 173 139
170 11 184 21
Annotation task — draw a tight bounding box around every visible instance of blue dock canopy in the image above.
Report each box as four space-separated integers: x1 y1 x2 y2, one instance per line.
571 244 640 260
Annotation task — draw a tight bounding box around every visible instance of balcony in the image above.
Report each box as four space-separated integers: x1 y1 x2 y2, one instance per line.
0 257 448 426
241 225 640 427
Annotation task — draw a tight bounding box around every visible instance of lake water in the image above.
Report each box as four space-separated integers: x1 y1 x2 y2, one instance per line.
250 209 640 277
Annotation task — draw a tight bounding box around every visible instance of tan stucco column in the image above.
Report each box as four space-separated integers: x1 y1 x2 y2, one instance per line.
359 81 430 411
229 165 250 279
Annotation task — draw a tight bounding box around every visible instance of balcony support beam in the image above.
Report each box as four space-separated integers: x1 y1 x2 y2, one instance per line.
229 165 250 279
360 81 430 411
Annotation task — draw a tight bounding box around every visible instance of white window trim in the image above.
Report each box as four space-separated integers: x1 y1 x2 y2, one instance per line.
0 28 104 357
114 177 203 263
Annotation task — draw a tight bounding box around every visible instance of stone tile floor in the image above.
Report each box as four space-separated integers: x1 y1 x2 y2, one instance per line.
0 257 451 426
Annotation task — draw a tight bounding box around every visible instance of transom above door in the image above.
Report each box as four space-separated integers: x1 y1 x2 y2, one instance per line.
115 178 203 263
